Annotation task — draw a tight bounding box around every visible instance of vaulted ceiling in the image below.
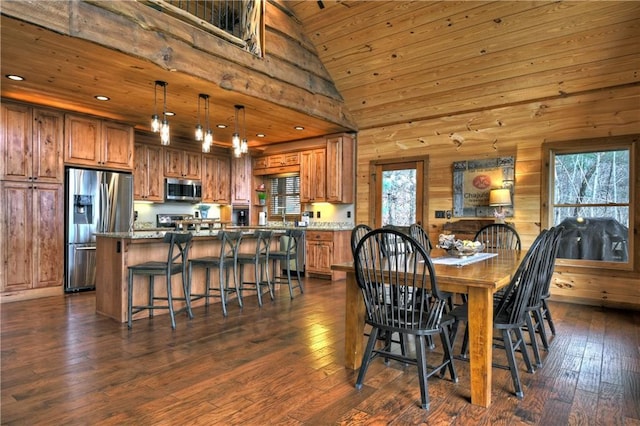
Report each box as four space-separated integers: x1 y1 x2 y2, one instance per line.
2 1 638 152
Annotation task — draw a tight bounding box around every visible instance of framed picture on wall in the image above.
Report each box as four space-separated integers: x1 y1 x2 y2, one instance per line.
452 156 515 218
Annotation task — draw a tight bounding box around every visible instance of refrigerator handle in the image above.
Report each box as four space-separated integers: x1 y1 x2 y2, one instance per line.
102 182 111 232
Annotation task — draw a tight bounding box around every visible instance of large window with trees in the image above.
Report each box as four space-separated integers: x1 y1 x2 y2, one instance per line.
542 136 636 270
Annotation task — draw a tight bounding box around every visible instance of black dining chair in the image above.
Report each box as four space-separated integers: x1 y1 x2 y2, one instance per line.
127 232 193 329
353 228 457 410
237 230 274 307
449 230 549 398
188 231 243 317
350 223 372 256
409 223 433 253
474 223 522 250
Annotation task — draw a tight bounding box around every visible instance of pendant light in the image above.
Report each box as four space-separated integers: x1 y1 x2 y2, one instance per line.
195 94 205 142
202 94 213 153
241 105 248 155
150 81 162 133
152 80 170 145
232 104 242 157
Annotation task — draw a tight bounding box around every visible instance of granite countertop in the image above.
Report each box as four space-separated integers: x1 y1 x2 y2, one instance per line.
98 222 354 239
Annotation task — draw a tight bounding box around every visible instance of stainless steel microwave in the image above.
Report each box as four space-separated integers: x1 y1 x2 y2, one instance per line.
165 178 202 202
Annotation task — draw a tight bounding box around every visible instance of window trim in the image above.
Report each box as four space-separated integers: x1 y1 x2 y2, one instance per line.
541 135 637 271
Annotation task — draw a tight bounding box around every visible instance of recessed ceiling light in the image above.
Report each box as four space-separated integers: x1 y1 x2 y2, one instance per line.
165 111 175 116
256 133 266 138
216 124 227 129
94 95 110 101
6 74 24 81
294 126 304 130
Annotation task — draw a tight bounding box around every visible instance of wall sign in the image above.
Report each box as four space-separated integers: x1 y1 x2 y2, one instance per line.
452 156 515 217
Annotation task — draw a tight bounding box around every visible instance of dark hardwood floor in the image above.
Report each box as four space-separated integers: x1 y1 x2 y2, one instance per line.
1 277 639 425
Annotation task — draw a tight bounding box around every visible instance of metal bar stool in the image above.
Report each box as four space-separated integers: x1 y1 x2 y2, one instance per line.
269 229 304 299
188 231 243 316
237 230 274 307
127 232 193 329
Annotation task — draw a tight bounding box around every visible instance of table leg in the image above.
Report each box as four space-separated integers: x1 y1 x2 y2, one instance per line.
344 271 365 369
467 286 494 407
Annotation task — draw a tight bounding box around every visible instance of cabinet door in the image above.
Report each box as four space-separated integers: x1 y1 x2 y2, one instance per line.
145 145 164 201
306 241 333 275
183 152 202 180
231 155 251 204
32 108 64 183
32 183 64 288
314 149 326 201
0 181 33 291
1 102 32 181
201 155 216 203
215 156 231 203
64 114 100 167
300 149 326 202
326 136 354 203
133 143 147 200
164 147 183 178
102 121 133 170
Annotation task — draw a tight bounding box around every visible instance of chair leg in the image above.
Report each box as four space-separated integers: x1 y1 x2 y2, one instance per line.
533 307 550 350
542 298 556 336
262 261 274 301
501 329 524 399
166 272 176 330
516 327 535 374
525 313 543 368
355 327 380 389
148 276 155 318
414 335 430 410
127 270 134 329
286 260 294 299
219 266 228 317
254 261 263 307
439 326 458 382
182 267 193 320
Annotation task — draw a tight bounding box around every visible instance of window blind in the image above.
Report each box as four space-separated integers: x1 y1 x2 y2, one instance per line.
269 175 300 217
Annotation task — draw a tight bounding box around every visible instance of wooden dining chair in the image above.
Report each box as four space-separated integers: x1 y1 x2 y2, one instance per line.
353 228 457 410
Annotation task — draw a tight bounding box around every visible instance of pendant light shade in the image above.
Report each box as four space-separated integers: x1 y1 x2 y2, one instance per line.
232 104 248 158
152 81 170 145
199 94 213 153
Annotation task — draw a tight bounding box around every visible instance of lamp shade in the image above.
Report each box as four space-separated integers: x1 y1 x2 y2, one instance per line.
489 188 512 206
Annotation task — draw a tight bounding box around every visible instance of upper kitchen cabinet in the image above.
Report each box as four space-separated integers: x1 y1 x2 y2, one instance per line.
133 143 164 202
253 152 300 176
300 148 326 203
1 102 63 183
231 155 252 204
202 154 230 204
64 114 134 171
164 147 201 180
326 135 355 203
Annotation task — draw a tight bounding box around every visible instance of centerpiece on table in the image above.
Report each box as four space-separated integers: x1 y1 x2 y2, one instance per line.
437 234 484 257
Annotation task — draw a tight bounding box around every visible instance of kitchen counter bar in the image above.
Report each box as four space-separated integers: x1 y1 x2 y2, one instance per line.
95 230 285 323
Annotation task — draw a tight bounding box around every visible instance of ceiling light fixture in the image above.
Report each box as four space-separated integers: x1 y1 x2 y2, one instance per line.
5 74 24 81
203 95 213 153
195 94 205 142
157 81 170 146
240 106 248 156
150 80 162 133
94 95 110 101
294 125 304 131
232 105 242 158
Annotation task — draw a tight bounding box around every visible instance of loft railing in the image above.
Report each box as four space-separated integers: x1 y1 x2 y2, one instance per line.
142 0 263 56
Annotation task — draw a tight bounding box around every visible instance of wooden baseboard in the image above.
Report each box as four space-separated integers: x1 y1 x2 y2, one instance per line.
1 286 63 303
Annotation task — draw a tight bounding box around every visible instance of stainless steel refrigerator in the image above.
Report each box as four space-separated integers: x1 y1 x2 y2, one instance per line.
65 167 133 292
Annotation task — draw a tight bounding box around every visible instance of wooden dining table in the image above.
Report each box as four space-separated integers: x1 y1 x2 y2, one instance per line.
331 248 525 408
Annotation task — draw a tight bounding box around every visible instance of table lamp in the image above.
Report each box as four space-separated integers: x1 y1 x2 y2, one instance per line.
489 188 512 223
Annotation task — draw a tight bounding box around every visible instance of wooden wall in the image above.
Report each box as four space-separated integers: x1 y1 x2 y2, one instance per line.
355 85 640 309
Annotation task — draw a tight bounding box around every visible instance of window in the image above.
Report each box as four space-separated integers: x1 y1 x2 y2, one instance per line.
543 136 636 270
269 175 300 218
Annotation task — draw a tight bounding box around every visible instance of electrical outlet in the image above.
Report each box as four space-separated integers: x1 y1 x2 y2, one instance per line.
446 210 452 219
316 211 321 218
347 211 351 218
435 210 445 218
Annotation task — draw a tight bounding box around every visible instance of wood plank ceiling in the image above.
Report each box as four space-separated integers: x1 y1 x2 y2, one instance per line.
1 1 638 149
287 0 640 131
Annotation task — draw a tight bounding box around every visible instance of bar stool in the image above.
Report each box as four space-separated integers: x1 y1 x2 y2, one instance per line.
237 230 274 307
127 232 193 329
188 231 243 317
269 229 304 299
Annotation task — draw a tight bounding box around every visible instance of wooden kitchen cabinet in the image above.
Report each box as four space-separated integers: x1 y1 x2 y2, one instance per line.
300 148 326 203
133 143 164 201
305 230 350 280
326 135 354 203
1 102 63 183
0 181 64 292
64 114 133 170
164 147 202 179
253 152 300 176
202 154 231 204
231 155 252 204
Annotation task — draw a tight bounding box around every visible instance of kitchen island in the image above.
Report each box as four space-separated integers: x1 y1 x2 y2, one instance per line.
95 228 284 323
